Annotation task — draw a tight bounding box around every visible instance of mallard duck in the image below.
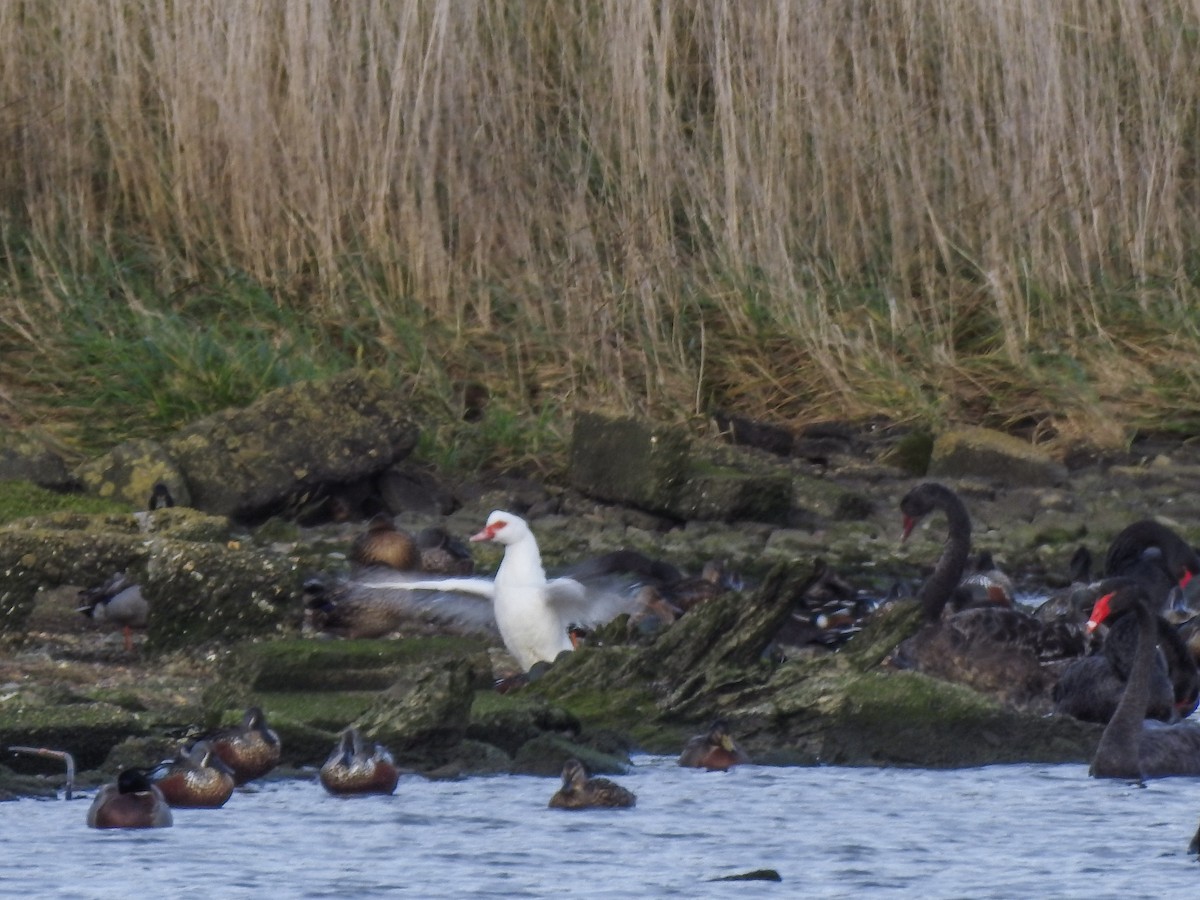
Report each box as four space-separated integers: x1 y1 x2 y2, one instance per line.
207 707 281 785
548 758 636 809
87 768 173 829
319 727 400 796
149 740 236 808
678 720 752 771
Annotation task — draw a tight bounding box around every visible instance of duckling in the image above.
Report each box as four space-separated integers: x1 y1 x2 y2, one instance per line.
78 572 148 652
319 727 400 796
678 719 752 771
548 758 636 809
149 740 236 808
207 707 282 785
349 513 421 571
87 768 173 829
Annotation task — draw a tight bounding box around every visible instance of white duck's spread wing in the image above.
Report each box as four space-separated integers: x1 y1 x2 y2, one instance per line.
543 576 643 626
369 574 497 600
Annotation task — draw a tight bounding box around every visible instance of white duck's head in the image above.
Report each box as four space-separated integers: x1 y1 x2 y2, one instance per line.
470 510 531 546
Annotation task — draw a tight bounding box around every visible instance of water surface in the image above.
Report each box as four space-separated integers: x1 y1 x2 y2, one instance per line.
4 757 1197 898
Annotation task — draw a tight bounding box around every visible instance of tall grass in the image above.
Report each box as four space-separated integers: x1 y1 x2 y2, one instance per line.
3 1 1200 454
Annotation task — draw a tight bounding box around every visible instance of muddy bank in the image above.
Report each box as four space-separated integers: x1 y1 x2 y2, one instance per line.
3 372 1198 796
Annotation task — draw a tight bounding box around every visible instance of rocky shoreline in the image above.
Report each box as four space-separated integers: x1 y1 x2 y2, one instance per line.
3 368 1199 799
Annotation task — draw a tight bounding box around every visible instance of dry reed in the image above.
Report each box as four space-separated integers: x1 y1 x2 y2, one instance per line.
2 1 1200 447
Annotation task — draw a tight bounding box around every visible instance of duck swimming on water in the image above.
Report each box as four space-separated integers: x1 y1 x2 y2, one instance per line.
87 768 173 829
205 707 282 786
547 758 636 809
678 720 751 771
149 740 236 808
319 727 400 796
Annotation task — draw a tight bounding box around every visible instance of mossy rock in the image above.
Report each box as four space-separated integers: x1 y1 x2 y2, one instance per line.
929 427 1067 487
232 636 494 693
163 369 419 520
569 412 691 513
0 701 150 772
253 691 381 736
510 733 630 777
352 658 483 764
0 430 76 491
467 690 581 758
143 542 301 649
669 462 792 524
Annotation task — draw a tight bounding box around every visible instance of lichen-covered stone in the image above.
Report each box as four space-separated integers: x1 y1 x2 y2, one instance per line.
352 658 482 760
929 426 1067 487
669 463 791 524
510 733 629 776
142 540 300 649
74 438 189 509
164 369 420 520
569 412 691 512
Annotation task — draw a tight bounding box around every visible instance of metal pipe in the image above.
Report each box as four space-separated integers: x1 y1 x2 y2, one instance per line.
9 746 76 800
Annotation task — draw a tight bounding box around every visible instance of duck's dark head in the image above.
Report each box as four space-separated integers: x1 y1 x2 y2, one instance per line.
116 768 154 795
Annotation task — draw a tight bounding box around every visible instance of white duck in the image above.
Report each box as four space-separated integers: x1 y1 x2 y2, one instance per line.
381 510 646 671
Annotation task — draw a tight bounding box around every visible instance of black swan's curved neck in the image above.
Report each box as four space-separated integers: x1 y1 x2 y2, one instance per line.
1090 597 1156 779
909 485 972 622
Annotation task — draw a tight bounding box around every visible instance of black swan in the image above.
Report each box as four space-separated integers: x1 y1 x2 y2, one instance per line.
891 483 1086 707
1103 520 1200 613
1089 583 1200 780
1051 577 1190 724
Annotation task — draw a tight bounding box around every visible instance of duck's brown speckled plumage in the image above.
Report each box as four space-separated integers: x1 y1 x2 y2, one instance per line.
151 740 236 808
208 707 281 786
548 759 636 809
350 514 421 571
319 727 400 796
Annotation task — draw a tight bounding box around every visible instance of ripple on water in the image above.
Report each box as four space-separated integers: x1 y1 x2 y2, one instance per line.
4 760 1200 898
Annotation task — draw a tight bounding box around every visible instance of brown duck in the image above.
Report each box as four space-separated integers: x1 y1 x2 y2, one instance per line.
87 768 173 829
207 707 281 785
678 720 752 771
150 740 237 808
319 727 400 796
548 758 636 809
